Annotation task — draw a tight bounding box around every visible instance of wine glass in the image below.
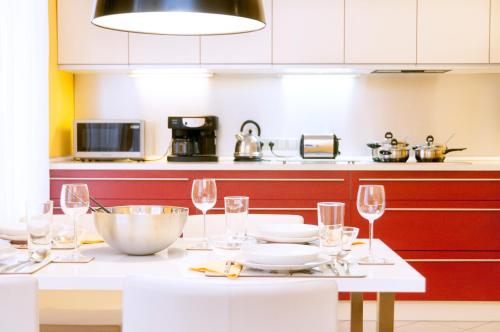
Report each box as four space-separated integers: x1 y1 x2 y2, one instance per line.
356 185 385 264
191 179 217 249
59 183 92 262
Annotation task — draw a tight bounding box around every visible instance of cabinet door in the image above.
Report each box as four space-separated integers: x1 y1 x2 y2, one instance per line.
200 0 272 64
417 0 490 64
273 0 344 64
129 35 200 64
57 0 128 65
491 0 500 63
345 0 417 64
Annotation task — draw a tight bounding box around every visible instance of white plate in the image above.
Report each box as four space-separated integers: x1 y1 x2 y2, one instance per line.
257 224 319 239
237 254 331 272
251 233 318 244
241 243 321 265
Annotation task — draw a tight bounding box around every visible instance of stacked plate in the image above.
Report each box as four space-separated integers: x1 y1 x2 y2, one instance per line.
237 243 330 271
0 240 17 262
252 224 319 244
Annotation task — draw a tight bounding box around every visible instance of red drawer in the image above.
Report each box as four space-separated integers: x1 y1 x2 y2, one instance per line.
349 201 500 251
50 170 192 200
351 171 500 201
197 170 349 201
397 251 500 301
50 170 349 201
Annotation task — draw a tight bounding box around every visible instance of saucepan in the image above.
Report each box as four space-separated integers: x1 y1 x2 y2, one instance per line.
94 205 189 255
413 135 466 162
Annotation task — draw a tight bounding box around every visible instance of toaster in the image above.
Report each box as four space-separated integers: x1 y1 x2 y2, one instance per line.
300 134 340 159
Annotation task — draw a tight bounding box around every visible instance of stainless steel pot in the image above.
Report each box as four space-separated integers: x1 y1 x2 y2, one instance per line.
367 132 410 162
94 205 188 255
413 135 466 162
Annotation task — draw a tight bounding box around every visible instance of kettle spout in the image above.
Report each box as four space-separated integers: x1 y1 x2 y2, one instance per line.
235 133 244 141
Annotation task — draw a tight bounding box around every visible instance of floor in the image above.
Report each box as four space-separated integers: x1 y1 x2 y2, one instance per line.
338 321 500 332
40 322 500 332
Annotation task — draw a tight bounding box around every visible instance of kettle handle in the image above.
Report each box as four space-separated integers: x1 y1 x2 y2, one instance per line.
240 120 261 136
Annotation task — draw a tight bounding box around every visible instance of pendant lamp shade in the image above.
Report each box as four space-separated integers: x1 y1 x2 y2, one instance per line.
92 0 266 35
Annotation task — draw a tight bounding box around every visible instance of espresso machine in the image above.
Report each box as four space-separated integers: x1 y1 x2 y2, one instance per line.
167 116 218 162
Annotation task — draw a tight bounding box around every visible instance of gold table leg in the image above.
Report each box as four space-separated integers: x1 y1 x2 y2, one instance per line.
350 292 364 332
376 292 395 332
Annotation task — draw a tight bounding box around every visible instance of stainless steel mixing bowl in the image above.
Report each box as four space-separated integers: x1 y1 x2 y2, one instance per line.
94 205 189 256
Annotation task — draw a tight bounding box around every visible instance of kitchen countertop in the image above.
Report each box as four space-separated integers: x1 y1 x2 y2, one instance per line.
50 156 500 171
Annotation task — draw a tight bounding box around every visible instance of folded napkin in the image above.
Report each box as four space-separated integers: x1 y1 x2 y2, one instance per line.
0 223 27 242
80 239 105 245
190 261 243 279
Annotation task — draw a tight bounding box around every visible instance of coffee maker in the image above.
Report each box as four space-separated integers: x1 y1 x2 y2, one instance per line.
167 116 218 162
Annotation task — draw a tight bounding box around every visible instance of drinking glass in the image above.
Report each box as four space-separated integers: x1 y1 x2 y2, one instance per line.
225 196 249 239
191 179 217 249
60 183 91 262
356 185 386 263
340 226 359 253
26 200 53 262
317 202 345 254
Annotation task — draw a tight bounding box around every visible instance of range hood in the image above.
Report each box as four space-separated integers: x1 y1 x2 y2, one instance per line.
371 69 451 74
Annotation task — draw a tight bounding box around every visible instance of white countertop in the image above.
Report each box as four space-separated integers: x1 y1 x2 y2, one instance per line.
34 239 425 293
50 156 500 171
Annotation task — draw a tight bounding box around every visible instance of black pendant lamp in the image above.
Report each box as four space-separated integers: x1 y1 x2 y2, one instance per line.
92 0 266 35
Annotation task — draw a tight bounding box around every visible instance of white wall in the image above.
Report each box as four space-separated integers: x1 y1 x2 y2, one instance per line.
74 73 500 158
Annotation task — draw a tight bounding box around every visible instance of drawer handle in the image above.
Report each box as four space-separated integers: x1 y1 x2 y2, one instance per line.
359 178 500 182
386 208 500 212
214 178 344 182
51 177 190 181
212 207 316 211
406 259 500 263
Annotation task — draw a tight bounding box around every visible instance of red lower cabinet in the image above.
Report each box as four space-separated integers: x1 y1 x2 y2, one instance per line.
398 252 500 301
50 168 500 301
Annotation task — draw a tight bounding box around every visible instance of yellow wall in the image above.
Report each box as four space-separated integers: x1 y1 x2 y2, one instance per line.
49 0 74 157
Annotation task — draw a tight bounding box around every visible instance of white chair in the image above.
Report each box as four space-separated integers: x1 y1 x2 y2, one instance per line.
123 277 337 332
0 276 39 332
182 213 304 238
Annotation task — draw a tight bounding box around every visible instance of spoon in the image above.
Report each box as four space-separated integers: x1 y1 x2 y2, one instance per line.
89 196 112 214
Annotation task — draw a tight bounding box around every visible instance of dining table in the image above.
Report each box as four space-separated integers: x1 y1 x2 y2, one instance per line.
32 239 425 332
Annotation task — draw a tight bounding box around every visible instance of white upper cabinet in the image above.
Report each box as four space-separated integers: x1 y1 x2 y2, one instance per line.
273 0 344 64
491 0 500 63
417 0 490 64
345 0 416 64
200 0 272 64
58 0 128 65
129 35 200 64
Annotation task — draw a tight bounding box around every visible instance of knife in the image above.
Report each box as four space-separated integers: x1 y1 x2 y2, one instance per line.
0 259 30 274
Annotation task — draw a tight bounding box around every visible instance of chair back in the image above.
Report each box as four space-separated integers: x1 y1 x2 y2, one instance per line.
0 276 38 332
123 277 337 332
182 213 304 238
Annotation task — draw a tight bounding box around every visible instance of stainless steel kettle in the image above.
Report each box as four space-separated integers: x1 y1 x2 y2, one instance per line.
234 120 264 161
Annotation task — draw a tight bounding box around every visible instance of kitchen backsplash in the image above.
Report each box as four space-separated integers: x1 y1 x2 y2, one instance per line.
74 73 500 158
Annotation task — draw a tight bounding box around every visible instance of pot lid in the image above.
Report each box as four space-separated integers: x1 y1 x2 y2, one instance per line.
368 132 409 149
414 135 446 150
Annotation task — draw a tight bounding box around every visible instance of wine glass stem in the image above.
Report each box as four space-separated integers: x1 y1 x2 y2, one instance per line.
73 214 79 258
202 211 207 239
368 219 374 257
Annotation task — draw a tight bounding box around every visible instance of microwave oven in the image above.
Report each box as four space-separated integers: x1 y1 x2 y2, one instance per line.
73 120 145 160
